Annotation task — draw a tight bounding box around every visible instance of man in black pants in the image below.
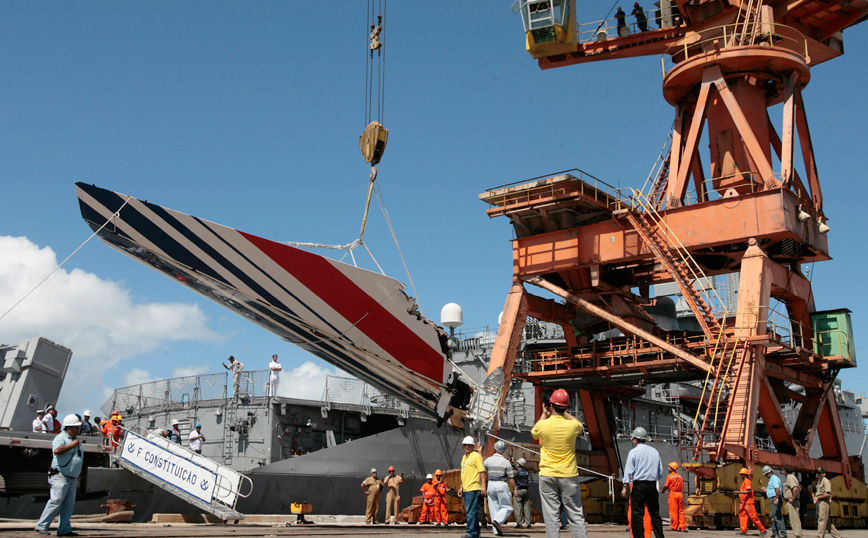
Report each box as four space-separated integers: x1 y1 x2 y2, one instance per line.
620 427 665 538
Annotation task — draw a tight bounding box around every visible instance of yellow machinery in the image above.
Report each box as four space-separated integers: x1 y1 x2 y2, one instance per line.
684 462 867 529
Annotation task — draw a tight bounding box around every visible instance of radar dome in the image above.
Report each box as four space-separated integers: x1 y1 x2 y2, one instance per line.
441 303 464 329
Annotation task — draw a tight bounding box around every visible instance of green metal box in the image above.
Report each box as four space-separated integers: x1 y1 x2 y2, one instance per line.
811 309 856 365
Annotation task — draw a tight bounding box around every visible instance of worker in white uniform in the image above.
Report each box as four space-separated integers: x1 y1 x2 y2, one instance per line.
484 439 516 536
268 354 282 397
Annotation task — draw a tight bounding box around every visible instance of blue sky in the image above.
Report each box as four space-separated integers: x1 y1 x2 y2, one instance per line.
1 3 867 415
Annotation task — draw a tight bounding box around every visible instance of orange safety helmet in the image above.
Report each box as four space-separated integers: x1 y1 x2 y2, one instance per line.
435 469 443 475
739 467 751 475
388 466 395 471
669 462 679 471
550 388 570 407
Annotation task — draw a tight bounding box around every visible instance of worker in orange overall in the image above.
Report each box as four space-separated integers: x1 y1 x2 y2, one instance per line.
419 473 436 524
736 467 767 536
433 469 451 526
627 482 653 538
661 462 686 531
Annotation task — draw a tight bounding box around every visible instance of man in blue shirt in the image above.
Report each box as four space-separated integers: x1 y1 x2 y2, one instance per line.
620 427 665 538
762 465 787 538
35 414 84 536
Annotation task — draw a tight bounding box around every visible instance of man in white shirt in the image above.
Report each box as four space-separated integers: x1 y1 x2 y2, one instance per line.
268 354 282 397
621 427 665 538
189 423 205 454
33 410 47 433
42 406 59 433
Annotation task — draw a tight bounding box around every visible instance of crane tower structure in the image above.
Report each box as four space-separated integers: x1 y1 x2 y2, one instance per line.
479 0 867 485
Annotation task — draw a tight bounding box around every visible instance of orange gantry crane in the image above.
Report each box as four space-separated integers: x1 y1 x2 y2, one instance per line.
481 0 866 485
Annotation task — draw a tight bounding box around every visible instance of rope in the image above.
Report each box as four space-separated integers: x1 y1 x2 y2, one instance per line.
374 180 424 318
488 434 619 501
0 195 132 323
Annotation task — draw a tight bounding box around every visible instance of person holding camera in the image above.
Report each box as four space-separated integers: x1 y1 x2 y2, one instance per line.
531 388 588 538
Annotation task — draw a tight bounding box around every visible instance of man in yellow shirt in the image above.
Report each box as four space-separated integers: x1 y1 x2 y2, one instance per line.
531 388 588 538
458 436 485 538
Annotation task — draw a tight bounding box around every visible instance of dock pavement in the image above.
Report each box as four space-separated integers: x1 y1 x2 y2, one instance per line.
0 517 864 538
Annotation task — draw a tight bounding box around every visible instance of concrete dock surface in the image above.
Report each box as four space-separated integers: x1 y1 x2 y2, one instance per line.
1 518 864 538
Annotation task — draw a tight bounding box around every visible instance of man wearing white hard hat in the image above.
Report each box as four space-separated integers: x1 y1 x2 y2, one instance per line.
361 467 383 524
484 440 515 535
513 457 532 529
168 419 182 444
35 414 83 536
458 436 485 538
532 388 588 538
621 426 665 538
80 410 94 435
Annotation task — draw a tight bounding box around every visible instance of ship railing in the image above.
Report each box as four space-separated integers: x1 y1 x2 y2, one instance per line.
101 372 229 418
101 369 283 418
320 375 431 421
661 23 810 76
453 326 497 351
615 418 680 444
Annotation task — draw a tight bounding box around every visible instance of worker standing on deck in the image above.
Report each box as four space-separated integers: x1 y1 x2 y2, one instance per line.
33 410 46 433
735 467 767 536
383 465 404 525
783 465 802 538
189 423 205 454
267 354 281 397
43 405 60 433
632 3 649 32
621 427 665 538
80 410 94 435
762 466 787 538
513 458 532 529
419 474 436 524
616 7 627 36
361 467 383 524
532 388 589 538
433 469 451 526
168 419 182 444
813 468 842 538
484 440 516 535
661 462 686 531
222 355 244 399
458 436 485 538
34 414 83 536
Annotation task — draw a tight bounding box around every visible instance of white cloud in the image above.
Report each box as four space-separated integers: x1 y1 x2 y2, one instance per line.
123 368 154 387
173 365 210 378
277 361 347 401
0 236 224 415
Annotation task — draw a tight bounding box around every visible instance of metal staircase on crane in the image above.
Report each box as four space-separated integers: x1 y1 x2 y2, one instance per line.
617 201 723 341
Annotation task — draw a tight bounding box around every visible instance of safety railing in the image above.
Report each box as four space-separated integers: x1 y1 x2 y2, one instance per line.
661 23 810 76
101 372 229 418
482 168 635 213
320 375 430 420
577 6 684 45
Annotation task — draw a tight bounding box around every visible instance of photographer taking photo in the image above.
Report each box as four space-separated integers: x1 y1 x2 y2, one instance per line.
531 388 588 538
